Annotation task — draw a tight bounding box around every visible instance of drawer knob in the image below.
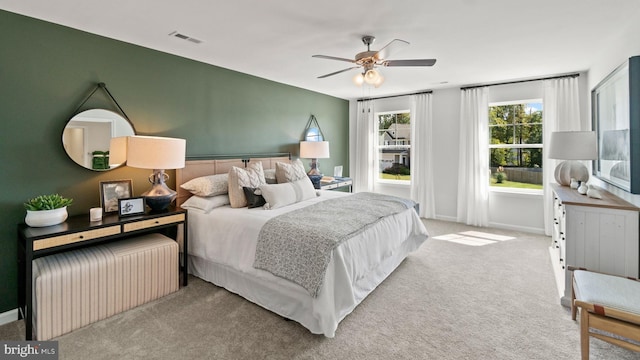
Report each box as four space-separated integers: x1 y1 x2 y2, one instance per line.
79 235 84 239
155 220 160 224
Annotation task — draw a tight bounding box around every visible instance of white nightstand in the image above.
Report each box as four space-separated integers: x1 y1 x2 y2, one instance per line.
319 177 352 192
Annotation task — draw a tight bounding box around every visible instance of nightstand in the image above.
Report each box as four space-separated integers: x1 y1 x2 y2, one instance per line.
17 207 187 340
319 177 353 192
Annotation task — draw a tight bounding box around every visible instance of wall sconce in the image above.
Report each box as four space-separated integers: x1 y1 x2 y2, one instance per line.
126 135 186 211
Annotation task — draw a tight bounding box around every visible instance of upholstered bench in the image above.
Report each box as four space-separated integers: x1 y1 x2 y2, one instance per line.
570 267 640 359
32 233 179 340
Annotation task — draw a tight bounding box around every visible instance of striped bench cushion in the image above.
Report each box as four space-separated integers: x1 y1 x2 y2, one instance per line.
574 270 640 315
33 233 179 340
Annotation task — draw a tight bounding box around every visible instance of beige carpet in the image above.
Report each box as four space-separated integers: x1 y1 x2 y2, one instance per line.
2 219 639 360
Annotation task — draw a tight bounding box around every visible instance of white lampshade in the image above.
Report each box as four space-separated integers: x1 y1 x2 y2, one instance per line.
126 136 186 170
548 131 597 186
548 131 597 160
299 141 330 159
108 136 128 166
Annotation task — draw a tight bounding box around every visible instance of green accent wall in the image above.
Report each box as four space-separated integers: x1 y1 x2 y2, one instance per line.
0 10 348 314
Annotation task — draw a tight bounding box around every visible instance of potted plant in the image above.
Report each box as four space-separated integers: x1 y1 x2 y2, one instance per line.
24 194 73 227
494 166 507 184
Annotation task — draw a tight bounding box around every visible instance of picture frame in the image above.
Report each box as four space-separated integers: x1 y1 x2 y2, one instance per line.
118 197 145 217
100 179 133 213
592 56 640 194
334 165 343 178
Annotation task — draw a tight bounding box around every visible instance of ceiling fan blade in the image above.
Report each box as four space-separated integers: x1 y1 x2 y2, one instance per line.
317 67 360 79
374 39 409 60
312 55 356 63
383 59 437 67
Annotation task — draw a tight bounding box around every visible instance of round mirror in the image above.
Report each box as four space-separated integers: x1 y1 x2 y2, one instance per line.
62 109 135 171
304 127 323 142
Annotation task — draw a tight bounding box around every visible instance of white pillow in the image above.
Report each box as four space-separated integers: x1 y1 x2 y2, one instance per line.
264 168 277 184
275 159 307 183
180 194 230 213
259 177 317 210
228 162 266 208
180 173 228 197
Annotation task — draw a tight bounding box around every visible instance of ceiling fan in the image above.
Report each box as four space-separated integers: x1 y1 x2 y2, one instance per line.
312 35 436 87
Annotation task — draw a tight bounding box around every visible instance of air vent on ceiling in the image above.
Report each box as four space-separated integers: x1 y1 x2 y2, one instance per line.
168 31 203 44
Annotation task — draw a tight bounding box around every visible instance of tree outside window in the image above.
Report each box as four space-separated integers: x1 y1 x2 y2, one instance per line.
489 101 543 190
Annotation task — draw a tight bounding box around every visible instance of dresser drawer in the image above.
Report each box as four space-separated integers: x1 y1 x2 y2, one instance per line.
123 214 185 232
33 225 121 251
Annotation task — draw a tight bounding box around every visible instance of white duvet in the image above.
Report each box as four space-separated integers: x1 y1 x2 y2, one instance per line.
187 191 429 337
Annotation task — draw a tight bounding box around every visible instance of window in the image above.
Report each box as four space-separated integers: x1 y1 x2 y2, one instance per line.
489 100 543 190
377 110 411 182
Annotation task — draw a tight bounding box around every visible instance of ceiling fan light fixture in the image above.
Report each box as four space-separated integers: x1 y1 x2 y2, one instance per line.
373 75 385 88
364 69 381 85
353 73 364 86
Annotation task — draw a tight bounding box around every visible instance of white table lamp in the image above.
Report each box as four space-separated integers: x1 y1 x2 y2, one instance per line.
548 131 597 186
126 135 186 211
299 141 330 176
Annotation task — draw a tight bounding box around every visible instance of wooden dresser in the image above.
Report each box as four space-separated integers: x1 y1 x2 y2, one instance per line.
551 184 639 307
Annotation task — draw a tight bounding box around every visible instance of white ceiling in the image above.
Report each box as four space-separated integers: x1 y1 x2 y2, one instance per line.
1 0 639 100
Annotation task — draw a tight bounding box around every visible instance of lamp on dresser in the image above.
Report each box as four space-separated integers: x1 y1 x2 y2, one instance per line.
548 131 597 186
126 135 186 211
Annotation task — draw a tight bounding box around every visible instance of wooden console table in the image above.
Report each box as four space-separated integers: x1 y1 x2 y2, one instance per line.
17 207 187 340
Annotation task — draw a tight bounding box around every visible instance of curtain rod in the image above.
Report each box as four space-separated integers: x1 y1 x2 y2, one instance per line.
357 89 433 102
460 73 580 91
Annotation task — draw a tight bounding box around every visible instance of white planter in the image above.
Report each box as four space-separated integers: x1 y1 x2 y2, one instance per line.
25 207 68 227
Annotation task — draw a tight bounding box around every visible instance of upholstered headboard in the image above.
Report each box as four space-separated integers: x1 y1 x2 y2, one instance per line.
175 154 291 207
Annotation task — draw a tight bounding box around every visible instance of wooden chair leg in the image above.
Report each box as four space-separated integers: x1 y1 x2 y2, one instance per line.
580 309 590 360
571 272 578 320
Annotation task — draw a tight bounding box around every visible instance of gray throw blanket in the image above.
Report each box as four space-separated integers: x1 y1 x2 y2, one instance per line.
253 192 415 297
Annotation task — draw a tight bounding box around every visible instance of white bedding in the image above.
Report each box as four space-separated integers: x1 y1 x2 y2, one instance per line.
186 191 429 337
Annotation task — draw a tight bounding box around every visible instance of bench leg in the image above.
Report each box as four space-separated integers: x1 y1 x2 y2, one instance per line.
580 309 590 360
571 273 578 321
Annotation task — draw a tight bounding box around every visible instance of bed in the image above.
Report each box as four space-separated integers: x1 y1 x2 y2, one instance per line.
175 154 429 338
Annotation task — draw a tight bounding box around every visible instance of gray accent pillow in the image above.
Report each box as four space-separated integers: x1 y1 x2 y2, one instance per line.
264 168 277 184
243 187 266 208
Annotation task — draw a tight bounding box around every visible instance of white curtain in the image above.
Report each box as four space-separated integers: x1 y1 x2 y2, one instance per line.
457 87 490 226
354 100 376 192
542 77 581 235
410 93 436 218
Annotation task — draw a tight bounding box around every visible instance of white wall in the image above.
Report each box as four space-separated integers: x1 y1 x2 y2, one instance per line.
584 19 640 206
348 12 640 232
349 73 589 234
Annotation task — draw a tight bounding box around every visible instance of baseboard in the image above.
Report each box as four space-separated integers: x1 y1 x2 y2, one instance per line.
433 215 457 222
487 221 545 235
429 216 546 235
0 308 19 326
